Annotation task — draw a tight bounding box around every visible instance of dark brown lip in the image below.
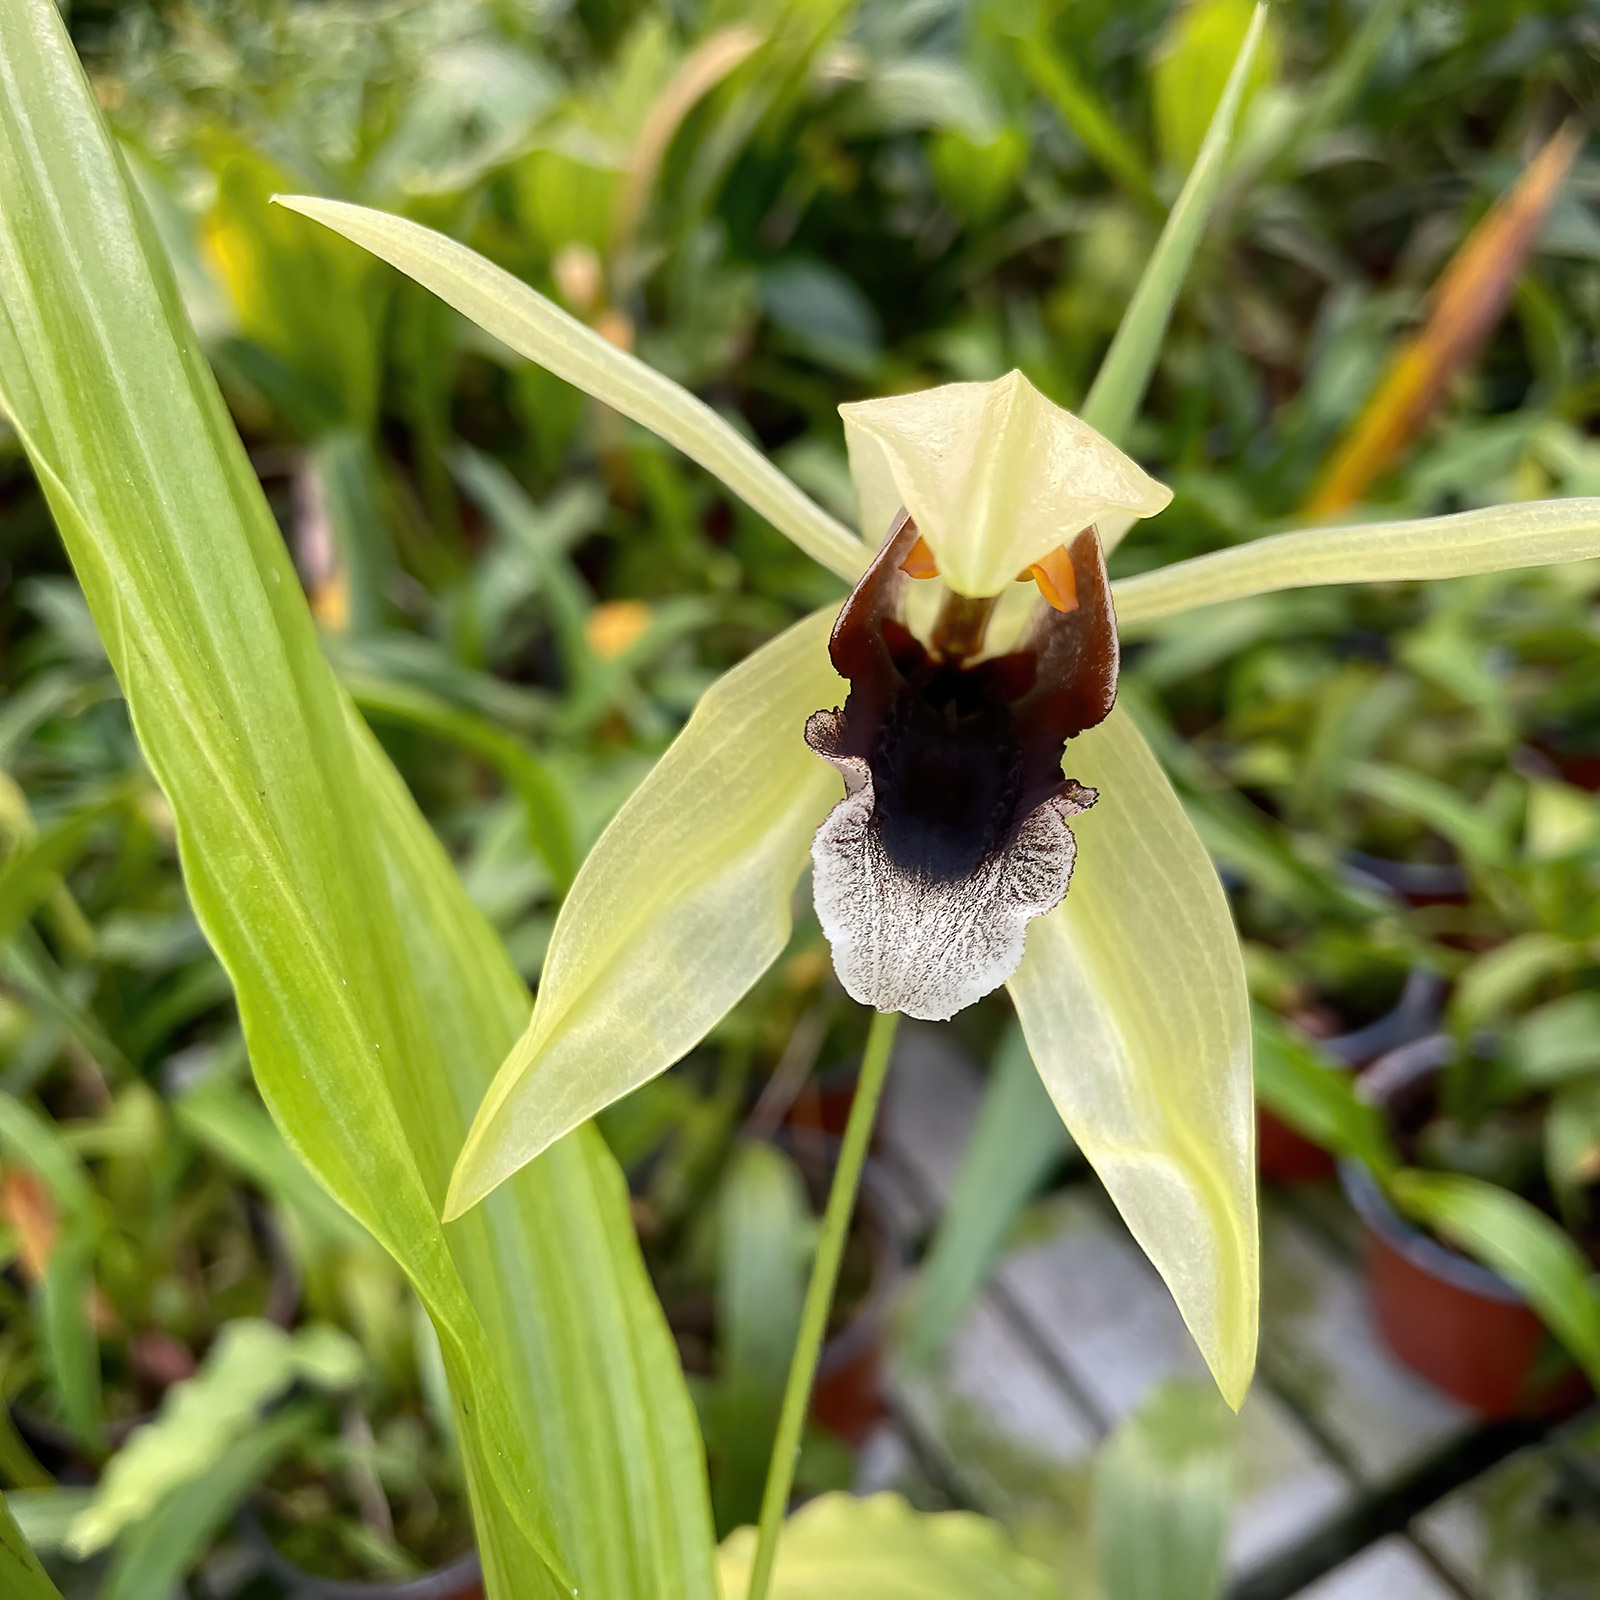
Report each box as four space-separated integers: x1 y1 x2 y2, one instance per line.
807 511 1119 886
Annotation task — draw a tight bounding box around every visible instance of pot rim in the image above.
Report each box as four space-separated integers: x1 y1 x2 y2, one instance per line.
1338 1157 1525 1306
1340 1030 1526 1306
237 1505 481 1600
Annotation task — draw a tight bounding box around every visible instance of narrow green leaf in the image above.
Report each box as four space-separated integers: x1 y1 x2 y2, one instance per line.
902 1021 1070 1366
349 674 577 891
1009 704 1257 1408
0 1492 64 1600
1094 1380 1237 1600
37 1224 102 1454
1012 21 1160 210
273 196 868 583
0 5 716 1595
1081 3 1268 480
446 610 842 1219
98 1404 316 1600
69 1321 361 1556
1346 760 1510 870
1251 1007 1396 1176
716 1493 1055 1600
1152 0 1275 175
1390 1169 1600 1391
175 1076 376 1254
0 782 134 948
1113 499 1600 624
0 1093 98 1219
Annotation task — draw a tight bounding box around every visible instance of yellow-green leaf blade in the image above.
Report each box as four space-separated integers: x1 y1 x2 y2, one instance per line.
1 1493 64 1600
1007 704 1258 1408
449 609 842 1218
0 4 716 1594
716 1494 1055 1600
1114 498 1600 626
275 195 868 582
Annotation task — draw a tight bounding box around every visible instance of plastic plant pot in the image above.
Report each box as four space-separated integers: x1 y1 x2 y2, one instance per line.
237 1508 482 1600
1341 1036 1589 1419
1258 970 1448 1186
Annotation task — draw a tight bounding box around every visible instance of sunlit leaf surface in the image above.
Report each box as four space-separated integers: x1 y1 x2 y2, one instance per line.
0 5 715 1595
716 1494 1055 1600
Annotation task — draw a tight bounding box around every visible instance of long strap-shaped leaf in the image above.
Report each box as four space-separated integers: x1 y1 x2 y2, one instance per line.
0 4 715 1596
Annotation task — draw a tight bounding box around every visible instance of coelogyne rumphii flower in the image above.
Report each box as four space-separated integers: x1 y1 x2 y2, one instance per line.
279 193 1600 1408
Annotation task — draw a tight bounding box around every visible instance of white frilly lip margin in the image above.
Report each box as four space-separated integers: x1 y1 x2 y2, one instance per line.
840 371 1173 598
805 707 1098 1023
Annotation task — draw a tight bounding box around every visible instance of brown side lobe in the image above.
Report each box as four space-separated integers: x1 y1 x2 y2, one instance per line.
807 518 1118 885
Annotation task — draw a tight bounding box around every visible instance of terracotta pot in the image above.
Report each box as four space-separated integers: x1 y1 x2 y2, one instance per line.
1342 1037 1590 1419
1258 970 1447 1186
237 1508 482 1600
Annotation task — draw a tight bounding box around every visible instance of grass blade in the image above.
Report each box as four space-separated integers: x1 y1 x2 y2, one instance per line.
1080 3 1267 482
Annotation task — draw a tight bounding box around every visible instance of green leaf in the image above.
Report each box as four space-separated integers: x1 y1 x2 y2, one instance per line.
348 673 577 892
1094 1380 1237 1600
1511 995 1600 1086
1152 0 1276 175
98 1404 316 1600
38 1223 102 1454
1390 1169 1600 1391
174 1075 376 1254
1008 705 1258 1409
69 1321 361 1556
273 196 868 583
1251 1007 1396 1176
715 1493 1055 1600
705 1142 812 1533
1010 16 1160 211
0 5 716 1596
1113 499 1600 624
445 610 842 1218
0 1492 64 1600
901 1021 1071 1366
1082 3 1268 483
0 783 135 949
1345 761 1510 870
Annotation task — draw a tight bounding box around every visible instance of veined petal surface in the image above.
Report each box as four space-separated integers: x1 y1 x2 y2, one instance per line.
1007 704 1257 1408
1114 498 1600 626
840 371 1171 595
448 610 844 1218
276 196 867 583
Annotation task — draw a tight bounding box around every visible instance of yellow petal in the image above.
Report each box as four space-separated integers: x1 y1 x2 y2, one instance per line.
446 609 843 1218
1007 703 1257 1407
840 370 1171 596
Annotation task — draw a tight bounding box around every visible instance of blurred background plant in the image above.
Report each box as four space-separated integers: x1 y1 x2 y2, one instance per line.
3 0 1600 1591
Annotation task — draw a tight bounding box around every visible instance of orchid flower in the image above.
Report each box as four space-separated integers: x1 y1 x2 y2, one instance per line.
277 195 1600 1411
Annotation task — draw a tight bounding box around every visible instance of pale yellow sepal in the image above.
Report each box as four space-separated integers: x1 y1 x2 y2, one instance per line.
1007 704 1258 1408
274 195 868 584
840 371 1172 596
445 609 843 1219
1113 497 1600 626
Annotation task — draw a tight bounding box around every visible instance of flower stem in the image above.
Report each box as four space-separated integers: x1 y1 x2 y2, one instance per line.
745 1006 901 1600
